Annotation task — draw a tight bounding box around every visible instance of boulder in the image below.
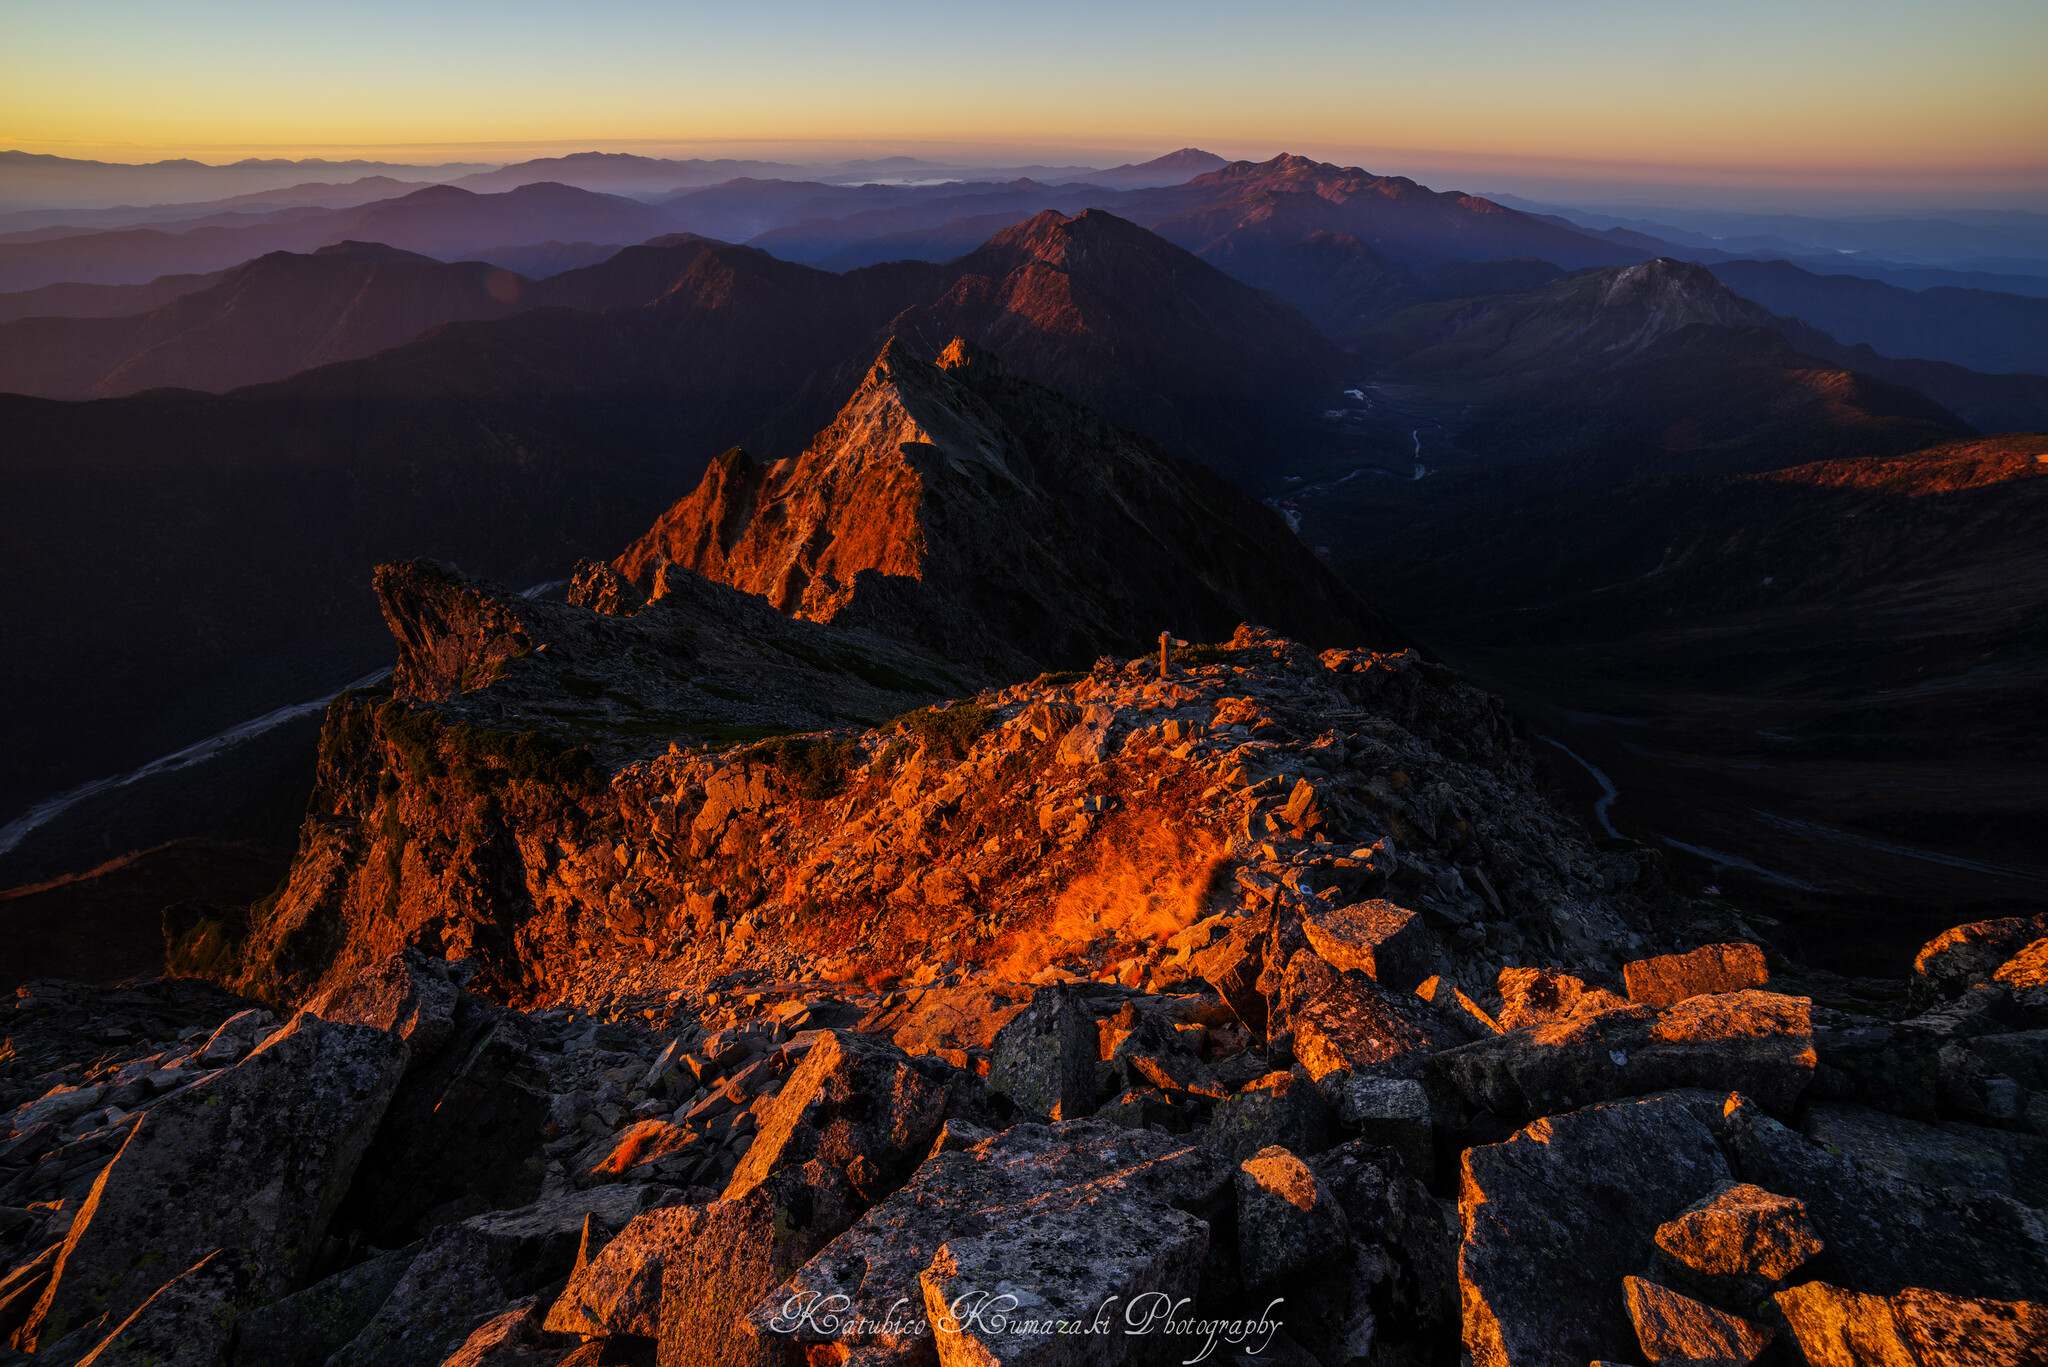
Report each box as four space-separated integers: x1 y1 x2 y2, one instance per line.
1994 938 2048 991
1652 1182 1822 1285
985 988 1099 1121
1324 1075 1432 1180
734 1120 1231 1367
436 1297 574 1367
1285 960 1472 1084
1621 1276 1772 1366
1416 975 1500 1036
1802 1101 2048 1210
1301 901 1435 992
327 1186 660 1367
656 1173 855 1367
1776 1280 2048 1367
1722 1095 2048 1301
1458 1091 1734 1367
1187 915 1269 1036
1304 1141 1459 1364
1495 968 1631 1031
233 1243 420 1367
544 1205 696 1337
304 948 464 1053
1202 1070 1333 1164
725 1030 953 1211
1235 1146 1349 1292
1623 943 1768 1009
1428 992 1814 1132
1912 914 2048 1007
590 1122 696 1183
22 1015 408 1347
325 983 554 1247
73 1248 238 1367
918 1185 1209 1366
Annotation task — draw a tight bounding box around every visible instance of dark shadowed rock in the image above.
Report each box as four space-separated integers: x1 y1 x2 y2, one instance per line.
1721 1095 2048 1300
985 988 1099 1121
1623 943 1769 1009
233 1243 420 1367
733 1119 1232 1367
1300 1140 1460 1365
1458 1091 1733 1367
22 1015 407 1347
326 969 555 1247
1285 956 1473 1084
328 1186 658 1367
1202 1070 1333 1164
1326 1075 1433 1180
1235 1146 1349 1292
73 1248 239 1367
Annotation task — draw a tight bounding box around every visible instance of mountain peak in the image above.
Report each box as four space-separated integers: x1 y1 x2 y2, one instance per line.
601 336 1400 673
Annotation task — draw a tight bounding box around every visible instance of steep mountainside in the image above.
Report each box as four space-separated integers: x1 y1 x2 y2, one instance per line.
598 337 1403 675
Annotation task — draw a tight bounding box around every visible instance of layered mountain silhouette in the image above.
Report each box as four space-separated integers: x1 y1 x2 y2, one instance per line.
0 182 684 291
0 243 534 398
595 336 1402 674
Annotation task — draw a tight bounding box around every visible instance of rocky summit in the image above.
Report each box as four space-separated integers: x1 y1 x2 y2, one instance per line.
4 342 2046 1367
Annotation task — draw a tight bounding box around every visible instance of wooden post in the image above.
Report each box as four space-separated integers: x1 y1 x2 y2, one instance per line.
1159 630 1173 679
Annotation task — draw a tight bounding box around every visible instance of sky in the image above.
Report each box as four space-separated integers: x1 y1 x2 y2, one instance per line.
4 0 2044 205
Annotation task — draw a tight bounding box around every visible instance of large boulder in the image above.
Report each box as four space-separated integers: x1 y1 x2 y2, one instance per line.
1202 1070 1333 1164
327 1185 661 1367
1428 991 1814 1133
729 1120 1232 1367
1458 1090 1734 1367
984 988 1099 1121
1722 1095 2048 1301
1300 1141 1460 1365
725 1029 955 1210
1235 1146 1349 1293
1278 953 1473 1084
21 1015 408 1347
321 956 554 1247
1300 901 1436 992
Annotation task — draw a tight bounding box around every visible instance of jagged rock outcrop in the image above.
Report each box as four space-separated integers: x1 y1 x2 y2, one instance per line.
594 337 1402 676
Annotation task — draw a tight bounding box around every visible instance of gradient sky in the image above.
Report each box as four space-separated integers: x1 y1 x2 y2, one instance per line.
4 0 2043 195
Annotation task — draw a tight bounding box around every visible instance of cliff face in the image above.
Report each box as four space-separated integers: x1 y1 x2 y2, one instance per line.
603 337 1404 677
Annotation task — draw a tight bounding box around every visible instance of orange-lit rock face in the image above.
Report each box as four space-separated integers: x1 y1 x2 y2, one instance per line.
1623 1276 1774 1366
1653 1182 1823 1282
1624 942 1769 1008
1495 967 1632 1031
1776 1281 2048 1367
1994 938 2048 991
